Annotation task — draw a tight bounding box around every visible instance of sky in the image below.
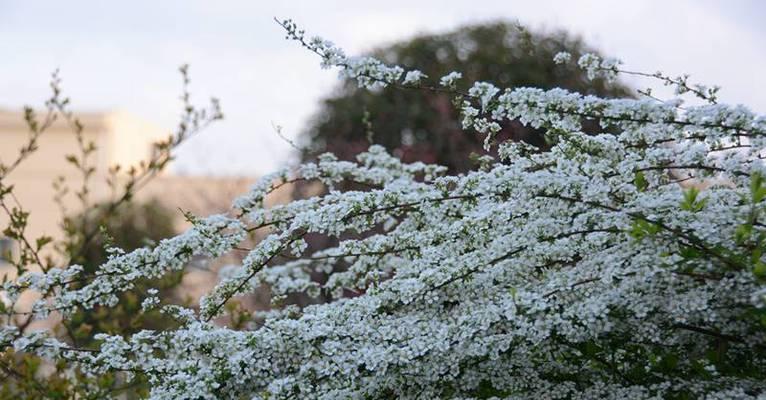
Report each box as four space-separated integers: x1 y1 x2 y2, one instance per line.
1 0 764 176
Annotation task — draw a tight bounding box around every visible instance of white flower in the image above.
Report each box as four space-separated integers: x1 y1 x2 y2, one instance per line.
402 70 426 85
439 71 463 87
553 51 571 64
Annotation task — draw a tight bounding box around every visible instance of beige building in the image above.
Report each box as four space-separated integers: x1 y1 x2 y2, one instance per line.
0 108 260 268
0 108 303 324
1 109 164 246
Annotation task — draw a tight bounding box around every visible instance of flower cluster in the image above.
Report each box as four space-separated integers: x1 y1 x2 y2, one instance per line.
2 19 765 399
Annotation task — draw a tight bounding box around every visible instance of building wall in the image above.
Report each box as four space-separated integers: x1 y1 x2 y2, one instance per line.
0 109 267 270
0 108 299 319
0 109 168 244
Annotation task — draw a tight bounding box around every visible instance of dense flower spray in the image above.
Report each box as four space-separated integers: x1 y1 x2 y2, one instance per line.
1 19 765 399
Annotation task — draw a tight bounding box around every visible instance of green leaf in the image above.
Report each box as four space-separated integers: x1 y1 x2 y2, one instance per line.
751 172 766 203
679 246 701 259
64 154 79 167
630 218 661 239
753 261 766 278
681 187 707 212
735 224 753 245
584 341 599 356
634 171 648 192
35 235 53 250
0 183 13 197
660 353 679 372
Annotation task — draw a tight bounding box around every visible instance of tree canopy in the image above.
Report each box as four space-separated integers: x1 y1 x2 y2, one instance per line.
301 21 631 172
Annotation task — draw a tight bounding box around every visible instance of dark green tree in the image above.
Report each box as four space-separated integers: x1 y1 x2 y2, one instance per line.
301 21 632 172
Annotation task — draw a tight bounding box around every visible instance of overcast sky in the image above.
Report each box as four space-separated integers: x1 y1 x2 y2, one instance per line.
1 1 764 176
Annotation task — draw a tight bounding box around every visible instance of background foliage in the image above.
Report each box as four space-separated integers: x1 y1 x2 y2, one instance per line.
301 21 631 172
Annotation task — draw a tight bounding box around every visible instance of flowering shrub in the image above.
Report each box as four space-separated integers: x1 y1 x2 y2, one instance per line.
2 19 766 399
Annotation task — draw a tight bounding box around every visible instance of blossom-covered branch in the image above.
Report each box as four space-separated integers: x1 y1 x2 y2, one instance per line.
2 18 765 400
